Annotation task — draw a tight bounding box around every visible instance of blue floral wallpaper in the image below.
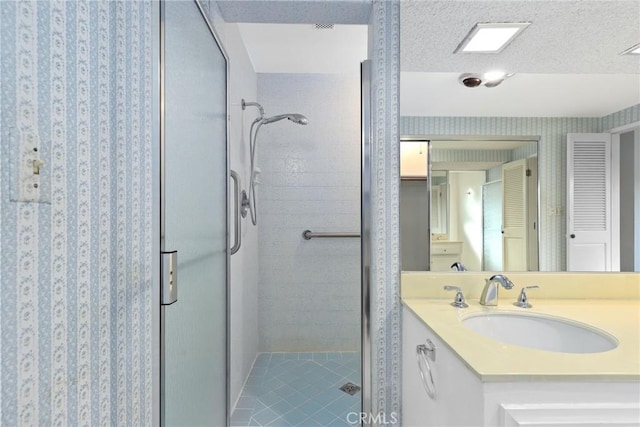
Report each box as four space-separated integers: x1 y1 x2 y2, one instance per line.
0 1 153 425
369 0 401 423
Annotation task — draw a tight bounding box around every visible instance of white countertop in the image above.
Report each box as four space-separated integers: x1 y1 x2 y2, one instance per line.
402 297 640 382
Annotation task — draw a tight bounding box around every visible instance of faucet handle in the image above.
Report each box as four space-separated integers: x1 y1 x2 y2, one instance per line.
513 285 539 308
443 285 468 308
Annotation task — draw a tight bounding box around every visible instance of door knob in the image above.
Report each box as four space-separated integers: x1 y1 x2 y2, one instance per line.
570 234 576 238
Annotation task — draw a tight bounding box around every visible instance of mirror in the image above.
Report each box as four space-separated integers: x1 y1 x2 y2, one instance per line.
400 138 539 272
399 1 640 272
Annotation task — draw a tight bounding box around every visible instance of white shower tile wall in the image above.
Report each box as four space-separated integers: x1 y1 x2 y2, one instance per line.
0 1 153 425
256 73 361 352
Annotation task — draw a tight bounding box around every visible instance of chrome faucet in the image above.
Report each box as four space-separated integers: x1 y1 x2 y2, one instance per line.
479 274 514 306
450 262 467 271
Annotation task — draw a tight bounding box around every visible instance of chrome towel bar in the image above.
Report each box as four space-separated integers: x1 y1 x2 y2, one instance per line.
302 229 361 240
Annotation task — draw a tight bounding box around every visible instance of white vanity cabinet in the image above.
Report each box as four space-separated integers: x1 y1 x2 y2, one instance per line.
402 307 483 426
430 241 463 271
402 306 640 426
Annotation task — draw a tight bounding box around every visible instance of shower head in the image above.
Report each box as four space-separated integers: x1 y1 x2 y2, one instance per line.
262 113 309 126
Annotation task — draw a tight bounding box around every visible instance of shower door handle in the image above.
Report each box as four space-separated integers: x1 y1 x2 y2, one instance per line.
161 251 178 305
230 170 241 255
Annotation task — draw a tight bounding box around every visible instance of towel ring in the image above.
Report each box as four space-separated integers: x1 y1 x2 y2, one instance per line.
416 340 437 399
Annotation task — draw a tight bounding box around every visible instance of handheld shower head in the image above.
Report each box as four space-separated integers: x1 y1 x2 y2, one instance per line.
288 114 309 125
244 103 309 227
262 113 309 125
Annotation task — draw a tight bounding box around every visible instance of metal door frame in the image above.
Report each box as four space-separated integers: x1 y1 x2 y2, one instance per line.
360 59 372 426
158 1 230 424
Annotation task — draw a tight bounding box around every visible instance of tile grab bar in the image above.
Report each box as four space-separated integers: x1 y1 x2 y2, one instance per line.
302 229 361 240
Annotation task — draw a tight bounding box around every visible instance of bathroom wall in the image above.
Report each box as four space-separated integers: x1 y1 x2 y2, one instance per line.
203 2 260 409
256 73 361 352
448 171 486 271
600 104 640 131
512 142 537 161
0 1 153 425
487 165 502 182
431 148 511 163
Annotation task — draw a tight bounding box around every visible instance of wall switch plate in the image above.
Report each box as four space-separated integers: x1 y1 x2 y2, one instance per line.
8 128 51 204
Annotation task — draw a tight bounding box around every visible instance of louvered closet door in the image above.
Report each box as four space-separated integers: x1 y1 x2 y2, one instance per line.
567 133 612 271
502 159 528 270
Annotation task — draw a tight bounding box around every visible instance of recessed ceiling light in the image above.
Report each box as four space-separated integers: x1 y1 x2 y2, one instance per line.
620 43 640 55
454 22 531 54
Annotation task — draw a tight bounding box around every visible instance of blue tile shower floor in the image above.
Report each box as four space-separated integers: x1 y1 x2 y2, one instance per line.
231 352 361 426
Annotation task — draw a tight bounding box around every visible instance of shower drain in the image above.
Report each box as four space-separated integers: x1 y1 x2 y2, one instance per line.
339 382 361 396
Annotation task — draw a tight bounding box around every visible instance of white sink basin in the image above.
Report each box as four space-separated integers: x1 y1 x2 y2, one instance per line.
462 312 618 354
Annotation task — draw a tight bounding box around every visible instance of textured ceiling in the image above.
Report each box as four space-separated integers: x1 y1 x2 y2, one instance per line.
222 0 639 117
401 0 640 74
217 0 371 24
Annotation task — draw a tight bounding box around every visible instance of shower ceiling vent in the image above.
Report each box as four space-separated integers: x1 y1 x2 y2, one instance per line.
314 23 335 30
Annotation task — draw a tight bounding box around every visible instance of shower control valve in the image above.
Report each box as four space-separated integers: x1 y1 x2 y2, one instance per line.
240 190 249 218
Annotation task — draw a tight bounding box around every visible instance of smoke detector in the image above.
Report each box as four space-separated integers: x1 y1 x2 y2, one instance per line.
458 71 514 88
459 73 483 88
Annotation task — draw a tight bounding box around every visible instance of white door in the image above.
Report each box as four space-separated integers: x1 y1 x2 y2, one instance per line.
567 133 612 271
502 159 528 270
482 181 503 271
527 156 539 270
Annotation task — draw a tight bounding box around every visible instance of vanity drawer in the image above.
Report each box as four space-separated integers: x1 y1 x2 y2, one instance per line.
431 242 462 255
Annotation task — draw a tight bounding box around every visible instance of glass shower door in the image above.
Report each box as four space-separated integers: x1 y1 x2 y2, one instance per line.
161 1 227 426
